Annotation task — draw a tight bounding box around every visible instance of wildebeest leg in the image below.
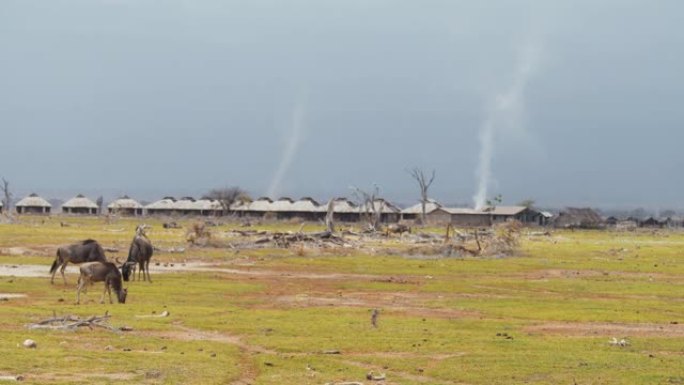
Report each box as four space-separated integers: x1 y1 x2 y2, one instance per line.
76 275 85 304
107 282 114 304
145 260 151 282
60 262 68 285
138 262 144 281
101 282 110 304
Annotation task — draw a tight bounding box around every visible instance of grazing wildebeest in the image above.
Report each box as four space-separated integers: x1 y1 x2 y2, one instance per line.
50 239 107 285
76 261 127 304
122 225 154 282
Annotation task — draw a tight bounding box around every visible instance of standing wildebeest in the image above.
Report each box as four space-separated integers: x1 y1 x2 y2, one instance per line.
76 261 127 304
122 225 154 282
50 239 107 285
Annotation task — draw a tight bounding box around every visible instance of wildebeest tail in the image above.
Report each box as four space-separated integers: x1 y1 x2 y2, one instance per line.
50 249 61 274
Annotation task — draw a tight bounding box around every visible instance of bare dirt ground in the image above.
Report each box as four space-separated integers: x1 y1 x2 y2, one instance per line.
524 321 684 337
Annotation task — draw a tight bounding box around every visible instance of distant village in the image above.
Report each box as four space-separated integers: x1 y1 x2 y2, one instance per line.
1 192 680 230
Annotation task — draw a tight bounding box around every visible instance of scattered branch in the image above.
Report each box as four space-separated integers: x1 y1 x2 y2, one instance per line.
26 312 130 332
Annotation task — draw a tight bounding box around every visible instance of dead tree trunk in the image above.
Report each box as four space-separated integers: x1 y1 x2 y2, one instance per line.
325 199 335 233
352 185 382 232
1 178 12 213
408 168 435 225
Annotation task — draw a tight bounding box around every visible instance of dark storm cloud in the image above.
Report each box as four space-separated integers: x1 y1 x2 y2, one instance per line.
1 0 682 208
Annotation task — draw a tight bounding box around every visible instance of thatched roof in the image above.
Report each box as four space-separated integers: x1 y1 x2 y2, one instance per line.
16 193 52 208
269 198 296 212
443 207 481 215
107 196 142 210
290 197 321 213
328 198 358 214
62 194 98 209
245 197 275 212
229 200 249 211
191 199 223 211
401 199 442 215
358 199 401 214
479 205 528 215
145 197 177 210
144 197 222 212
173 198 197 211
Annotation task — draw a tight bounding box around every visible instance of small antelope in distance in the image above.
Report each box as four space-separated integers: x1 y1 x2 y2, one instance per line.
122 225 154 282
76 261 128 304
50 239 107 285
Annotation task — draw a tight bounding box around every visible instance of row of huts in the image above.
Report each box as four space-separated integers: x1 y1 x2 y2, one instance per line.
7 193 681 229
8 193 561 227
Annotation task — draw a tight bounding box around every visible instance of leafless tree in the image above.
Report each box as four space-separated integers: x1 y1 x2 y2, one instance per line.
204 186 250 215
408 168 436 224
351 184 382 231
1 178 12 213
324 198 335 233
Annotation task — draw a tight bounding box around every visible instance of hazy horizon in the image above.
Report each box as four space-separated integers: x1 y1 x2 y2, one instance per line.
2 1 683 209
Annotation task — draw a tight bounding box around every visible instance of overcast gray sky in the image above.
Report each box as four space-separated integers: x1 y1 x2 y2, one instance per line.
1 0 682 208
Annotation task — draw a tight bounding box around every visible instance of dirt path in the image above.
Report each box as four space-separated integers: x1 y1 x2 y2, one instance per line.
525 321 684 337
0 262 389 281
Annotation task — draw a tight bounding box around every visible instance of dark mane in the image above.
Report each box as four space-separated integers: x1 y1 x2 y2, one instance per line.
109 272 123 292
82 239 98 245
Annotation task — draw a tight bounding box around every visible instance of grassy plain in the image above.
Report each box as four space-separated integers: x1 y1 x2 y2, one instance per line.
0 215 683 384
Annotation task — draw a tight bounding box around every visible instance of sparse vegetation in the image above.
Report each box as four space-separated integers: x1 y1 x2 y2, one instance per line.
0 217 683 384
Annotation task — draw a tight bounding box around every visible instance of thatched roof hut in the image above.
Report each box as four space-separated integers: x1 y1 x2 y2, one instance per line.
107 196 143 216
144 196 223 216
145 197 177 215
189 199 224 216
16 193 52 214
62 194 98 215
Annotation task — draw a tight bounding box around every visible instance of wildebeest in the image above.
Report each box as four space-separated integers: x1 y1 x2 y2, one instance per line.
122 225 154 282
50 239 107 285
76 261 128 304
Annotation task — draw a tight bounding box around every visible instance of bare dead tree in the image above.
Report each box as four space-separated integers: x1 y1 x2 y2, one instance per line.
408 168 436 224
351 184 382 231
324 198 335 233
1 178 12 213
204 186 250 215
